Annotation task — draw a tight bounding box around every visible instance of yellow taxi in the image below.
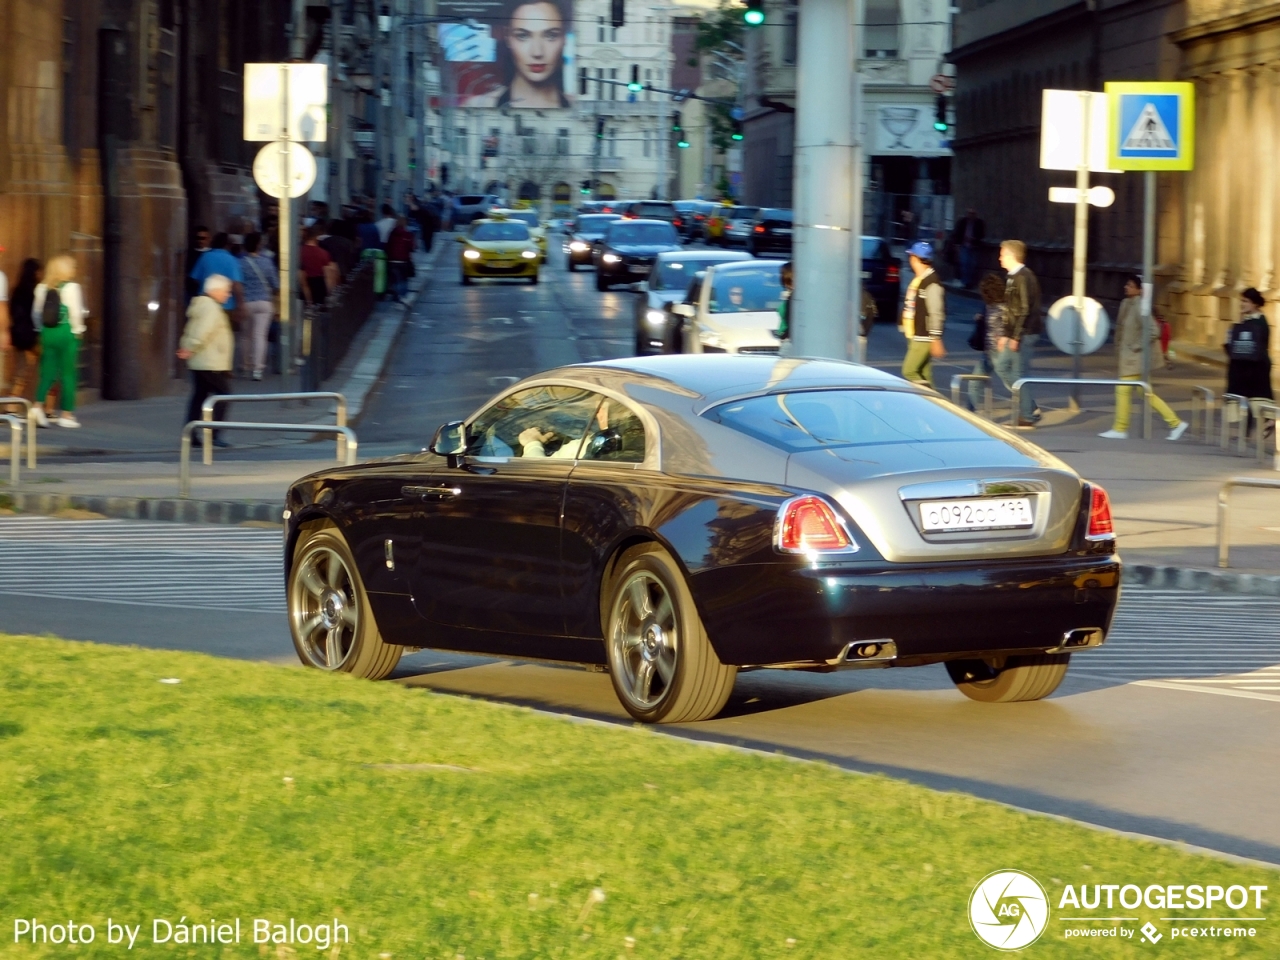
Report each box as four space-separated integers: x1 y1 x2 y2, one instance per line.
489 208 549 262
457 218 541 285
704 202 737 245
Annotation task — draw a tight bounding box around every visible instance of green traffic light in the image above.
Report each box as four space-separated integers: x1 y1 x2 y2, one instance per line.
628 82 642 92
933 121 947 132
677 139 690 148
731 133 744 141
743 8 764 25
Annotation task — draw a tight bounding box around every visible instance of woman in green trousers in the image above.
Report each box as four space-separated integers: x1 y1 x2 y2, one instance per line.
32 254 85 428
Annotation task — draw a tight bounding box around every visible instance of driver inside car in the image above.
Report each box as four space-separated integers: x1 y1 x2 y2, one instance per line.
519 400 612 458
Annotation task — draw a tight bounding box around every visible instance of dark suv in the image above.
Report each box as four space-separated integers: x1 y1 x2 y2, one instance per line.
595 219 682 290
745 208 793 256
861 236 901 323
621 201 683 235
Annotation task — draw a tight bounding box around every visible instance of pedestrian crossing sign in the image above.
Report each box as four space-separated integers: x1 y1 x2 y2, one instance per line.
1105 82 1195 171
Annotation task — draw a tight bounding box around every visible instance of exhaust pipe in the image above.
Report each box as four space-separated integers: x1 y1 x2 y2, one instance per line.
1047 628 1105 654
830 639 898 668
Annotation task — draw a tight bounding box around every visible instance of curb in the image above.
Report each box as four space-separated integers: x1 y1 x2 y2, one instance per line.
1127 563 1280 597
3 491 282 526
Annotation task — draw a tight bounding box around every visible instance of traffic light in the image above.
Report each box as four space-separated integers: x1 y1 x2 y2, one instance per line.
596 116 606 139
731 118 744 141
628 65 642 93
580 179 591 195
672 112 690 148
611 0 625 28
743 0 764 27
933 94 948 133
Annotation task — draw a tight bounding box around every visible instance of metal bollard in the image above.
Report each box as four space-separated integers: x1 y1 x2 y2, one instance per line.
1218 477 1280 567
1220 394 1247 452
1 415 22 487
1189 386 1214 443
950 374 994 419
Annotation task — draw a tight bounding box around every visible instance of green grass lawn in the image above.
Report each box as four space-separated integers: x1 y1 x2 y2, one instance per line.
1 633 1274 958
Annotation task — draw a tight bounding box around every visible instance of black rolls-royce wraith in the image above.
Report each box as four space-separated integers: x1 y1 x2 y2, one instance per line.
284 356 1120 723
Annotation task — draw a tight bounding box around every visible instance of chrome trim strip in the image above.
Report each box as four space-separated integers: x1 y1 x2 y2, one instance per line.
1045 628 1106 655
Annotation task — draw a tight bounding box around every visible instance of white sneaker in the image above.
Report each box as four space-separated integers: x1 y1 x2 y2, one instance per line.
1168 421 1189 441
56 414 81 428
1098 429 1128 440
31 406 49 427
252 370 264 381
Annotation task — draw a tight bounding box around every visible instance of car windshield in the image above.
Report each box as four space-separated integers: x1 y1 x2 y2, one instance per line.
654 258 743 291
708 265 784 313
577 215 620 232
471 222 530 241
706 390 996 453
499 212 539 227
607 222 678 244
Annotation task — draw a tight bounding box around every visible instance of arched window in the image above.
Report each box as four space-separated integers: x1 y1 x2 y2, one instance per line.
518 181 541 201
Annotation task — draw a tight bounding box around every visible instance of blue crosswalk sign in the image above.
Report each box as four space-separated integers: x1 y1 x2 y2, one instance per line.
1105 82 1195 171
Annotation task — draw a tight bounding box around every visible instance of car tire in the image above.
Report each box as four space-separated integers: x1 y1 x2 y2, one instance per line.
288 527 402 681
530 272 539 285
945 653 1070 703
568 261 576 272
461 273 472 286
596 272 610 291
603 544 736 723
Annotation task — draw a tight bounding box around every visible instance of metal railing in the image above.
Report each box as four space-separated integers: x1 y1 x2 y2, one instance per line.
1220 393 1248 453
1190 386 1215 443
1217 477 1280 568
1253 401 1280 465
179 420 358 499
1 415 23 486
200 391 349 464
0 397 36 467
950 374 994 418
1011 378 1153 439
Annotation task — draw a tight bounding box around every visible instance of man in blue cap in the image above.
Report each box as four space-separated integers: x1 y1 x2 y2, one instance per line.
900 240 946 388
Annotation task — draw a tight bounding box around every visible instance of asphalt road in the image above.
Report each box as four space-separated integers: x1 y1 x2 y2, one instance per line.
5 240 1279 865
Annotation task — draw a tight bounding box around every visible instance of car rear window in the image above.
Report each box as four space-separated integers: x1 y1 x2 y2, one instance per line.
705 390 994 452
471 222 531 241
707 264 783 314
654 257 744 290
861 237 888 258
632 203 676 218
730 208 760 220
607 222 679 244
759 209 792 222
458 195 485 205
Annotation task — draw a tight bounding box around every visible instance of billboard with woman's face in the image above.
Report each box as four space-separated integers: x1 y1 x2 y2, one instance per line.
439 0 574 109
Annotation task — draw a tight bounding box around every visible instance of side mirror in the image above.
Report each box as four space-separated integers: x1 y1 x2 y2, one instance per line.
430 420 468 460
671 303 696 318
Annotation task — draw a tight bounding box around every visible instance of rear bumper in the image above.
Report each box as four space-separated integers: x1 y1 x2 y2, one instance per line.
691 553 1122 668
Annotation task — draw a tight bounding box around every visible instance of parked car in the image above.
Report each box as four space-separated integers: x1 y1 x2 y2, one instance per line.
456 219 540 285
745 208 793 257
634 249 753 354
668 259 787 355
861 236 902 323
489 208 548 261
453 194 500 226
720 206 762 247
564 214 623 271
284 355 1121 723
673 200 717 241
703 203 736 244
595 219 682 290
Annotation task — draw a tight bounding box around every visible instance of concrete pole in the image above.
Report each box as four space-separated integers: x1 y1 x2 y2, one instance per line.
656 98 668 200
793 0 859 359
1140 170 1156 391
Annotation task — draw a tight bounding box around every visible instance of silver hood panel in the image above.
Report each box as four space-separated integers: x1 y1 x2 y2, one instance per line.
786 439 1083 562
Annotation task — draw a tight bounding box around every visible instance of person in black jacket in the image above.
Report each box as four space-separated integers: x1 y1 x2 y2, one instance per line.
1227 288 1274 435
995 240 1043 425
1 258 42 403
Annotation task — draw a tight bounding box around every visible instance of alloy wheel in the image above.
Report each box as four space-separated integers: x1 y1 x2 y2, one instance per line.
290 544 360 670
610 571 679 712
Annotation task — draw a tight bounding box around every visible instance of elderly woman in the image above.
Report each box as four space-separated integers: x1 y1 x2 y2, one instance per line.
177 274 235 447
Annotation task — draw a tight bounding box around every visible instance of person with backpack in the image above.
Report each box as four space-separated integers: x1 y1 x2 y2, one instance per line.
31 254 85 428
0 259 42 404
386 216 415 303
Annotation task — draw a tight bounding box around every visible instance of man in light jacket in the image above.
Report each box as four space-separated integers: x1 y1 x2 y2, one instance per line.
177 274 234 447
1099 275 1187 440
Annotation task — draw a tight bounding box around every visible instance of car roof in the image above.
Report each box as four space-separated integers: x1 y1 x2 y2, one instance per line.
607 218 676 228
653 250 752 262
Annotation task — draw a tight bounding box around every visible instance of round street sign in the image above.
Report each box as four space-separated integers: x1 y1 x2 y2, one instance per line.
253 141 317 199
1046 296 1111 356
929 74 954 94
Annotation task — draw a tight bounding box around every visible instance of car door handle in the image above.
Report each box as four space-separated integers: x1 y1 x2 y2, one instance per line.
402 484 461 500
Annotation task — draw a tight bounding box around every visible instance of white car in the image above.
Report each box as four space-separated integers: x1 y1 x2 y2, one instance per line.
669 259 788 355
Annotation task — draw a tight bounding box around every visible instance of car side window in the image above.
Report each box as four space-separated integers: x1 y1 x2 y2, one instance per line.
579 399 646 464
467 386 602 461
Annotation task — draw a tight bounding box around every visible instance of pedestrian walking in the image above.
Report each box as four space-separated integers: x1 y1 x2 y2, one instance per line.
238 233 278 381
1225 287 1274 436
299 226 337 309
0 256 9 392
1 259 42 403
951 208 986 289
968 272 1006 411
386 216 415 303
899 241 946 388
857 287 877 364
773 261 793 356
318 220 357 280
376 203 399 245
185 225 211 302
189 233 245 323
177 274 235 448
1099 275 1188 441
995 240 1043 425
355 208 382 252
31 254 85 428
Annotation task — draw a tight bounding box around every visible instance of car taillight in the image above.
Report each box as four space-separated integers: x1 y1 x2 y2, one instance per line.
885 264 899 284
776 496 857 554
754 225 765 233
695 214 706 221
1086 484 1114 540
674 218 683 227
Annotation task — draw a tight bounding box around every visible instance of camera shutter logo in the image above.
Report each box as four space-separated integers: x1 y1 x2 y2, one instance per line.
969 870 1050 950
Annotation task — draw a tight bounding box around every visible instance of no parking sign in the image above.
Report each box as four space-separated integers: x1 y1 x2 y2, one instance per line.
1105 81 1196 171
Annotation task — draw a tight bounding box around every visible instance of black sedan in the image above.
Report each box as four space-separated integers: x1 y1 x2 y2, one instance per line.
745 208 793 257
564 213 622 270
595 219 682 290
284 356 1121 724
862 235 902 323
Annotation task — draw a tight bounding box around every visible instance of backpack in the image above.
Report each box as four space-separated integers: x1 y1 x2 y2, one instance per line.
41 286 64 328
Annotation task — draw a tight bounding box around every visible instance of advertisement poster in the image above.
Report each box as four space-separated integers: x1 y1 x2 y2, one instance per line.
438 0 575 108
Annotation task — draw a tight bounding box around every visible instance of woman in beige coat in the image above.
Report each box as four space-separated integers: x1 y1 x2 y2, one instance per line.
1100 275 1187 441
177 274 234 447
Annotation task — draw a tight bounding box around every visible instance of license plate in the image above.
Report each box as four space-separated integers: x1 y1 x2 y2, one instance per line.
776 228 792 236
919 497 1033 532
631 266 649 274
